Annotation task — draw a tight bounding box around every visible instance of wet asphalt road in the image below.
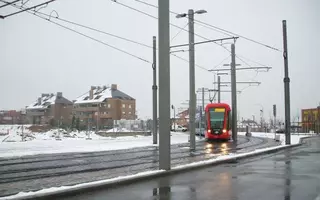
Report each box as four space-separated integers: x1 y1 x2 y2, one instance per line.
0 135 279 197
48 137 320 200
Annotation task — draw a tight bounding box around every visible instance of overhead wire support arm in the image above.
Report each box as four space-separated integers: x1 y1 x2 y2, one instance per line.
208 66 272 72
213 81 261 85
1 0 56 19
170 37 239 49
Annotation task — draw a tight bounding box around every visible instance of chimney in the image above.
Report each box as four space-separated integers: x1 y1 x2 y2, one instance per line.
37 97 42 105
56 92 62 99
90 86 96 99
111 84 117 90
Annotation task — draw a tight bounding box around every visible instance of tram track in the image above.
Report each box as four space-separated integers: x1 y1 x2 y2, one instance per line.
0 135 278 197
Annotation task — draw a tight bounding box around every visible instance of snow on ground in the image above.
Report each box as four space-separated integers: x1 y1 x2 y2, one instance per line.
0 124 316 158
0 129 199 158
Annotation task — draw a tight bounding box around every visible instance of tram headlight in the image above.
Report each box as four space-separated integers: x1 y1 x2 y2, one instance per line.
208 129 211 133
222 129 227 133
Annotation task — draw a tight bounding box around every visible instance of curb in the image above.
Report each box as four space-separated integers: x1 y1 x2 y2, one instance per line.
1 135 317 200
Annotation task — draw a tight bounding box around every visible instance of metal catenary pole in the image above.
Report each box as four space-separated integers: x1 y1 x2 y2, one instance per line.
188 9 196 151
158 0 171 170
282 20 291 145
231 43 238 142
152 36 158 144
217 75 221 103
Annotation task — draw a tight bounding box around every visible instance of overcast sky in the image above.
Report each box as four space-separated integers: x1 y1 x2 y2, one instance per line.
1 0 319 122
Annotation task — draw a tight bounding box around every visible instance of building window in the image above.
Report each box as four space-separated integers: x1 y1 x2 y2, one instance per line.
122 111 125 114
108 104 111 108
122 104 125 108
129 112 131 114
129 105 132 109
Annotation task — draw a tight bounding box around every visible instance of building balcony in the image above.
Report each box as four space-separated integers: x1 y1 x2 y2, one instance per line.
73 107 99 112
26 111 45 116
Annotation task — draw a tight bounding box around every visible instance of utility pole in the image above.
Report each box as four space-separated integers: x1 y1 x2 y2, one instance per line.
188 9 196 151
217 76 221 103
202 87 205 110
158 0 171 170
231 43 238 142
201 87 205 137
152 36 158 144
273 104 277 137
282 20 291 145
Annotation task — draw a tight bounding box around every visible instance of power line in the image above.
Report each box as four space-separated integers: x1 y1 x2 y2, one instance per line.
236 54 269 68
194 20 282 52
111 1 268 76
110 0 230 52
194 21 233 38
4 2 154 49
8 3 152 64
131 0 281 52
171 54 210 72
211 55 231 70
171 22 188 42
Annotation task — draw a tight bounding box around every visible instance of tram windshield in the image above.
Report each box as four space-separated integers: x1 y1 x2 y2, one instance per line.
208 107 225 129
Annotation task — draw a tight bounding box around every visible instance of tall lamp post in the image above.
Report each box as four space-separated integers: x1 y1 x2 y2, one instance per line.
171 105 176 131
176 9 207 151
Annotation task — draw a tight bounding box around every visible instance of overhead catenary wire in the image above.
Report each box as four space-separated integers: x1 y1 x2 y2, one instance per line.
110 0 231 52
171 54 210 72
171 22 188 42
194 21 234 38
131 0 282 52
111 0 270 78
8 3 152 64
10 3 153 49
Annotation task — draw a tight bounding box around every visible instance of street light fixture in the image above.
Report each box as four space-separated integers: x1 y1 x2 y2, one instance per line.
195 10 207 14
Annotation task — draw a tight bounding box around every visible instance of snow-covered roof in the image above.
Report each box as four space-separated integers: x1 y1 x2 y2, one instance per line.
26 94 56 110
74 86 112 104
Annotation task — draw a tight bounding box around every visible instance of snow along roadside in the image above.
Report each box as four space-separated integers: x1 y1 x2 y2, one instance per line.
0 136 313 200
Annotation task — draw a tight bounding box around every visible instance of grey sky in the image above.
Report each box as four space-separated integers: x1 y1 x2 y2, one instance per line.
1 0 319 122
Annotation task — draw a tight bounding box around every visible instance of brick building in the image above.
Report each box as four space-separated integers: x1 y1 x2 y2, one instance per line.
72 84 136 128
25 92 73 125
0 110 26 124
301 106 320 133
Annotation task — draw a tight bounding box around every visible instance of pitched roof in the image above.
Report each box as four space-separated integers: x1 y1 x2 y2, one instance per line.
26 93 73 110
26 94 56 110
74 87 112 104
74 85 135 104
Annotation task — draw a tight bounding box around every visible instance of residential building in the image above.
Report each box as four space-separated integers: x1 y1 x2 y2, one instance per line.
73 84 136 128
26 92 73 125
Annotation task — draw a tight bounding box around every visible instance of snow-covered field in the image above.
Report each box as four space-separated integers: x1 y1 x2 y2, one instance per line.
0 125 200 158
0 125 316 158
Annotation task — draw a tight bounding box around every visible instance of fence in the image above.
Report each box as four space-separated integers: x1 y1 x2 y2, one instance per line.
110 119 152 132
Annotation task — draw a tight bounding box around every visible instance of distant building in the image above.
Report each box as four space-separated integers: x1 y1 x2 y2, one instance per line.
72 84 136 128
301 106 320 133
25 92 73 125
0 110 26 124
